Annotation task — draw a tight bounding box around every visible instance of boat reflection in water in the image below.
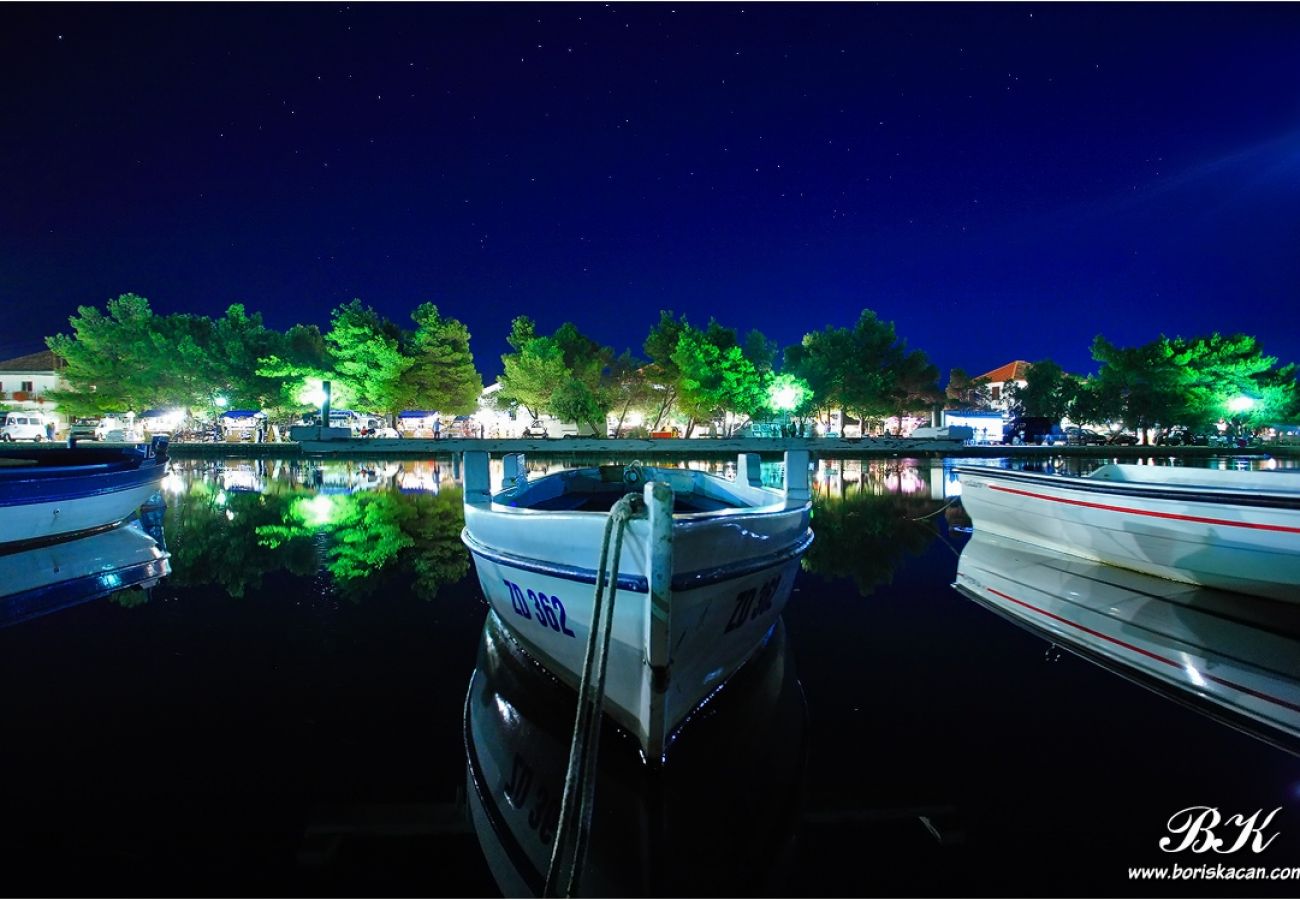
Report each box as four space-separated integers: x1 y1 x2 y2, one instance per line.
954 531 1300 754
0 515 170 627
464 610 807 897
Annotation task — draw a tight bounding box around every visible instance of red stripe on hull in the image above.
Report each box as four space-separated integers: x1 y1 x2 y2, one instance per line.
987 483 1300 534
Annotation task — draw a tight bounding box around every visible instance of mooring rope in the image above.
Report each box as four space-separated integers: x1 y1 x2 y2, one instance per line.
544 491 645 898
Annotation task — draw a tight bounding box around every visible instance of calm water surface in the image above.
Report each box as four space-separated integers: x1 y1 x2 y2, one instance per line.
1 453 1297 896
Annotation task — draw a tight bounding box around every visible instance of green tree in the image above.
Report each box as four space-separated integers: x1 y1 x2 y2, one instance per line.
671 323 768 436
325 300 410 415
46 293 167 415
397 302 482 415
498 321 613 433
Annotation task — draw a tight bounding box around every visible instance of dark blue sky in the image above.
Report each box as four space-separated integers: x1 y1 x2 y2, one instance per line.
3 2 1298 380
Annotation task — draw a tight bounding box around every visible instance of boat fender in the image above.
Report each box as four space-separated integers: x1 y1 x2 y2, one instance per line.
623 460 646 487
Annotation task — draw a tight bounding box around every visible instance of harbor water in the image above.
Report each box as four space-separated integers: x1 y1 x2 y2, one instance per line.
1 454 1297 896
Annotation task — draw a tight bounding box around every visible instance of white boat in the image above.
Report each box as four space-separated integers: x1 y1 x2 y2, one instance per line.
460 450 813 762
954 532 1300 752
0 522 171 628
0 436 171 545
955 463 1300 602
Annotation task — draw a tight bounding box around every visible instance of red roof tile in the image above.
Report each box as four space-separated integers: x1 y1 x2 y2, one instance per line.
976 360 1030 383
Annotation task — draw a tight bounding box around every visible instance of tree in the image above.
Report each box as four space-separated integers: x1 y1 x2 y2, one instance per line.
498 321 614 433
1002 359 1078 420
397 303 482 415
671 323 768 436
783 327 855 432
787 310 938 435
209 304 286 409
498 335 568 421
643 310 688 430
46 293 168 415
742 329 778 373
945 368 992 411
325 299 410 415
604 351 655 437
1086 332 1298 443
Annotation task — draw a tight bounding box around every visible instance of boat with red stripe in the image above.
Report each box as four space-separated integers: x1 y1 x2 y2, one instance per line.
955 463 1300 602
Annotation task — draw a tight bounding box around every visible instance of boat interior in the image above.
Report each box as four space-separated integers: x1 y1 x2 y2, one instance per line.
497 464 775 514
1088 463 1300 492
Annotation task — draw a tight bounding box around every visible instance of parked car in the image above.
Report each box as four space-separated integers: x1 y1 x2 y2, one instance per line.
364 426 401 439
1107 432 1139 446
523 420 548 438
1064 426 1107 446
68 418 101 441
1 412 48 441
1156 427 1208 446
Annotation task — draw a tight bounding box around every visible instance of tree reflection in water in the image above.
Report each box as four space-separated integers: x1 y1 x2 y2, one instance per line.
162 459 468 602
802 459 949 596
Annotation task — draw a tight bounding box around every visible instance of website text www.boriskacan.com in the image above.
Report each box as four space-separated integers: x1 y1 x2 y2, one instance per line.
1130 864 1300 881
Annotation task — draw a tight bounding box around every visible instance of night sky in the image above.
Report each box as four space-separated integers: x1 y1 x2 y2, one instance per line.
3 2 1299 380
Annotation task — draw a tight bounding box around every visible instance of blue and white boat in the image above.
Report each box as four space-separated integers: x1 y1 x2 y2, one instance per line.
461 450 813 762
0 522 170 628
0 436 170 545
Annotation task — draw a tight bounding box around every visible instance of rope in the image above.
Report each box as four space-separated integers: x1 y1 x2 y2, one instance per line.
544 491 645 898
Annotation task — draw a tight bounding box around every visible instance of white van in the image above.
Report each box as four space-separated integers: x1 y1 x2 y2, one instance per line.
1 412 49 442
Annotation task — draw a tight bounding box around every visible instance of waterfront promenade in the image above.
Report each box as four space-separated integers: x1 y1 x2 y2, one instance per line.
163 435 1289 460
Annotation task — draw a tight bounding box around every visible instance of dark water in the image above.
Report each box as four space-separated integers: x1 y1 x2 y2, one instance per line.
1 454 1297 897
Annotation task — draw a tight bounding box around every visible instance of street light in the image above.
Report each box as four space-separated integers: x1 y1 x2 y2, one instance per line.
1227 395 1256 445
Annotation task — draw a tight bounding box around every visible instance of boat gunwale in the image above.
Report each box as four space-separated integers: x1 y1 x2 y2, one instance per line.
461 525 813 593
485 463 796 517
954 464 1300 511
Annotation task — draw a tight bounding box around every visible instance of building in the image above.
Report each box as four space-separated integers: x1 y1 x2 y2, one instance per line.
975 360 1030 411
0 350 68 426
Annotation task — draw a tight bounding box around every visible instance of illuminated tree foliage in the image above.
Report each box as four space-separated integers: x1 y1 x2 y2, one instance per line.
670 320 768 436
324 299 410 416
1083 332 1298 441
498 318 614 433
46 293 170 415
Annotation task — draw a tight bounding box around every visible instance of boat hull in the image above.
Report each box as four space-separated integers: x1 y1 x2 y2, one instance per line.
463 518 809 759
459 452 813 761
957 466 1300 602
0 439 170 545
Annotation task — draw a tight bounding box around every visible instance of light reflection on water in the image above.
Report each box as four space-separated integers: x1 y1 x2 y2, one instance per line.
1 452 1298 894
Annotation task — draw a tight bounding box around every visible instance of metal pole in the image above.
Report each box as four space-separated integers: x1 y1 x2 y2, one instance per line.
642 480 674 764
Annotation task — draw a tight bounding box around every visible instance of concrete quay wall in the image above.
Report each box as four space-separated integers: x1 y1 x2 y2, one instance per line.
164 436 1285 460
